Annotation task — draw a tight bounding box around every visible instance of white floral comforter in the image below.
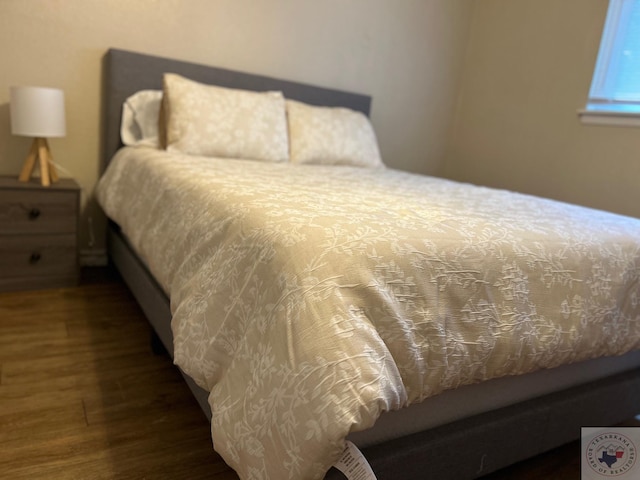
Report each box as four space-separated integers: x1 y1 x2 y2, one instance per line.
97 146 640 480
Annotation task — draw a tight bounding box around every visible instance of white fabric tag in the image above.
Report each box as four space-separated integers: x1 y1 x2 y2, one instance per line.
333 441 378 480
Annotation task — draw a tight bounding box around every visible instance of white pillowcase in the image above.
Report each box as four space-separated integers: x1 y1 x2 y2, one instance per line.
120 90 162 147
286 99 384 168
162 73 289 162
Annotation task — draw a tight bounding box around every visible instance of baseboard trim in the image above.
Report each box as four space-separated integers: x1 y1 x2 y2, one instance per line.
80 249 108 267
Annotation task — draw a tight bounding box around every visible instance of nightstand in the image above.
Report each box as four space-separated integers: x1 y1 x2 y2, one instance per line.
0 176 80 292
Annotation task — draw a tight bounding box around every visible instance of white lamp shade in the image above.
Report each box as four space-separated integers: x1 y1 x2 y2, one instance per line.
10 86 66 137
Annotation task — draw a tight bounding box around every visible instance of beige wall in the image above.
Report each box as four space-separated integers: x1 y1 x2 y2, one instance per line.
0 0 474 255
3 0 635 260
443 0 640 219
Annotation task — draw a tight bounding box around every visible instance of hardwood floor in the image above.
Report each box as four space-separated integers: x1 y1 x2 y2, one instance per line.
1 269 237 479
0 267 632 479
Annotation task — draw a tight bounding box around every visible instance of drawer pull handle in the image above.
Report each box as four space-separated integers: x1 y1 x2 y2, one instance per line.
28 208 41 220
29 252 42 264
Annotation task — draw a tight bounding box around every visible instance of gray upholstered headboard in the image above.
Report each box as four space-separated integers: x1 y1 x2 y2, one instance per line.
101 48 372 170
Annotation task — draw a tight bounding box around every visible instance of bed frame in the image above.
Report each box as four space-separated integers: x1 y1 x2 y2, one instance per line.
101 48 640 479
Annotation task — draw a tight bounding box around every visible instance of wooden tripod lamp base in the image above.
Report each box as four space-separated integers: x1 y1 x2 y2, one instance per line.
18 137 60 187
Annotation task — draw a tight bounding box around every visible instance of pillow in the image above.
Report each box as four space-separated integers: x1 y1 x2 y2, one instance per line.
121 90 162 147
286 99 385 168
161 73 289 162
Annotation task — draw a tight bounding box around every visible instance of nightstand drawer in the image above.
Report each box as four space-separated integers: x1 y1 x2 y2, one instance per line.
0 234 77 279
0 189 78 234
0 176 80 292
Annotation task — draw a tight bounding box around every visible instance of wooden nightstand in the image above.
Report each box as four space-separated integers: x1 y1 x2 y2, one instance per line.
0 176 80 292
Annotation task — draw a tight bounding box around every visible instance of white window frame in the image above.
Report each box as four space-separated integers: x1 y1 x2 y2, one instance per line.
578 0 640 126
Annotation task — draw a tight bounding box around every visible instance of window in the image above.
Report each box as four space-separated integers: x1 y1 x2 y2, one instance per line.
580 0 640 125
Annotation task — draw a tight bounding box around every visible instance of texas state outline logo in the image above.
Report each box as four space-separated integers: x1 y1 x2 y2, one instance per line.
584 430 637 477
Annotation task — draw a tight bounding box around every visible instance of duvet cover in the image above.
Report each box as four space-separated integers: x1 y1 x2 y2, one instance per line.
97 146 640 480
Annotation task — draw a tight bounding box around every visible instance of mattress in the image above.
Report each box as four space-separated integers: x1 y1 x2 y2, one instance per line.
97 146 640 480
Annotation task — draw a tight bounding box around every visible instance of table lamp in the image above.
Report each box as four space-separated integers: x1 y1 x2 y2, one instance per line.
10 86 66 187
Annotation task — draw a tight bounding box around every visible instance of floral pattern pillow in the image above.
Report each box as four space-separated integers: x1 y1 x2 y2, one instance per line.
286 99 385 168
162 73 289 162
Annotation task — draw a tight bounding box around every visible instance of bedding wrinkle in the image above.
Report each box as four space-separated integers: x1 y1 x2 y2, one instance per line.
98 147 640 480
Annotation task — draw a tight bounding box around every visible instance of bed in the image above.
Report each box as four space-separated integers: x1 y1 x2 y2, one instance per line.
98 48 640 479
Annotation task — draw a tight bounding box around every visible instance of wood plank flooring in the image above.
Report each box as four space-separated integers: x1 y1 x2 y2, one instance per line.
1 269 237 479
1 267 634 479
